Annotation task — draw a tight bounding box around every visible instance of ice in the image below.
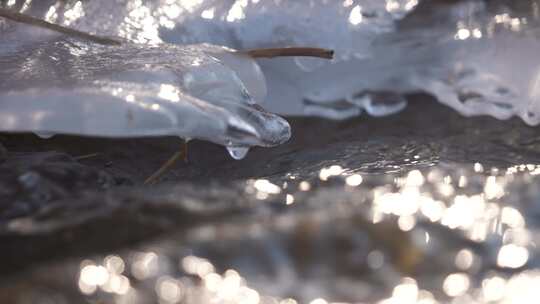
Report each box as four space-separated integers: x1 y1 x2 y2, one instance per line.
226 146 250 160
57 0 533 126
288 0 540 124
0 11 291 152
1 0 421 118
349 92 408 117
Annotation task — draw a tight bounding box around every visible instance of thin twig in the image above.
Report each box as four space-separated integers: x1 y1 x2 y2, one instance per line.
244 47 334 59
74 152 101 160
144 142 188 185
0 8 121 45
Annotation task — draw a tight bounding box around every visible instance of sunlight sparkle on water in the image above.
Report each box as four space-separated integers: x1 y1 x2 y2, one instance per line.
227 0 248 22
497 244 529 269
474 163 484 173
131 252 159 280
484 176 504 199
348 6 363 25
156 276 184 303
158 84 181 102
80 264 109 287
63 1 84 26
178 0 203 13
253 179 281 194
482 276 507 302
455 249 474 270
286 194 295 205
309 298 328 304
45 5 58 23
201 8 215 19
299 181 311 191
345 174 363 186
443 273 470 297
378 277 420 304
319 165 345 181
398 215 416 231
181 255 215 277
104 255 125 274
501 207 525 228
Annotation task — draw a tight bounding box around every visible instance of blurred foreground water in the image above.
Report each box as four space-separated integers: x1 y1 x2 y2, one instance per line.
2 98 540 304
2 0 540 303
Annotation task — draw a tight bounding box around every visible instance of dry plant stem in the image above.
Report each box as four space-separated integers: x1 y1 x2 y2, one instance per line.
245 47 334 59
0 8 121 45
74 152 101 161
144 142 188 185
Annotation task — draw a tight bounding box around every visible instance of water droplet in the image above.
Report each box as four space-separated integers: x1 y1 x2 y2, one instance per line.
227 146 250 160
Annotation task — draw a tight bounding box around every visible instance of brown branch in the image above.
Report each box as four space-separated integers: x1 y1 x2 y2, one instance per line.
0 8 121 46
144 141 188 185
244 47 334 59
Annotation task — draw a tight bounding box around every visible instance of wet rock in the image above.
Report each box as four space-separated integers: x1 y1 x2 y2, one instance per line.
0 151 115 220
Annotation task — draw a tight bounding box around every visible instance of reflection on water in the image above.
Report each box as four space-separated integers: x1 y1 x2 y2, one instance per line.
1 159 538 303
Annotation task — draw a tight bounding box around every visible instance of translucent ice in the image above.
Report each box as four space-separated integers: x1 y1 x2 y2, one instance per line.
349 92 408 117
36 0 532 125
273 0 540 124
0 10 290 156
252 0 540 123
